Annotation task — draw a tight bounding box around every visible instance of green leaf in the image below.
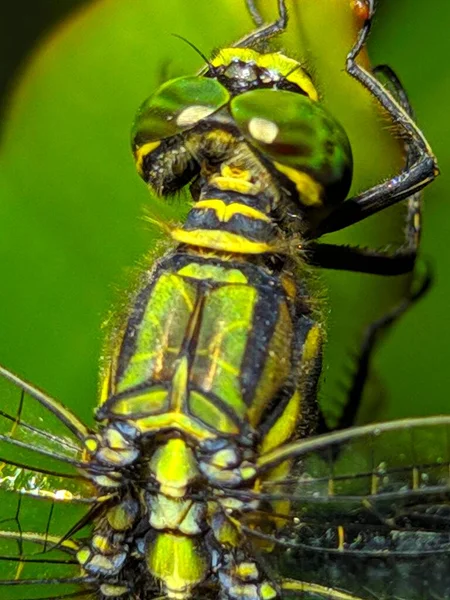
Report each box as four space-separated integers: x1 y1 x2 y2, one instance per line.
0 0 441 426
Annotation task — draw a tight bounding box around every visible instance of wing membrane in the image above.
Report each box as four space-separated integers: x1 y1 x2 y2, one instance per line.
0 530 93 600
0 367 101 503
256 416 450 504
235 417 450 599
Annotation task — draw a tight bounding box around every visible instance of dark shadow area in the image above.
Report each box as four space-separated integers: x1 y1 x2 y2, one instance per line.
1 0 92 123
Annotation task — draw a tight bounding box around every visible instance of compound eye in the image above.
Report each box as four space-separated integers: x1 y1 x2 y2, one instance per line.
231 89 353 209
131 76 230 151
131 76 230 194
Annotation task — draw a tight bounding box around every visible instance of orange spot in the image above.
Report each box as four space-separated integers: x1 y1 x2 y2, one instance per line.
350 0 370 22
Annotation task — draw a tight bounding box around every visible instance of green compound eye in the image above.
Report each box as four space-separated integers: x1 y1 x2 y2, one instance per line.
231 89 353 209
132 76 230 149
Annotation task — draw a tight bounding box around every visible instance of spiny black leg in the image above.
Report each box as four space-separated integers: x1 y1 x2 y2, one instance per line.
307 62 424 276
311 0 438 238
315 62 429 434
235 0 288 48
335 267 432 432
246 0 264 26
306 242 415 276
374 65 413 117
373 64 422 255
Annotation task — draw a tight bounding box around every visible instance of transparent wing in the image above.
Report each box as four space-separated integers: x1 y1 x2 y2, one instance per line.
238 416 450 600
0 366 100 503
0 368 104 597
0 528 95 600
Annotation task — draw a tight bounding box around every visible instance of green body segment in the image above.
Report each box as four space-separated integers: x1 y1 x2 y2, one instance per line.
102 254 319 440
94 250 322 599
105 45 331 598
75 42 354 600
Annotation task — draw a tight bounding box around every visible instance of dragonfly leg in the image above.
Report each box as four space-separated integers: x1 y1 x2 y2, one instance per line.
310 1 438 239
236 0 288 48
333 265 432 432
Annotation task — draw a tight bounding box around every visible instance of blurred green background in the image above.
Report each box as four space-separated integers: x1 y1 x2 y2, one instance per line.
0 0 448 427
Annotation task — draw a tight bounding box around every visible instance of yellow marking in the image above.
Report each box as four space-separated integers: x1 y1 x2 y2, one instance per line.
54 489 74 501
100 362 111 405
212 356 239 376
107 503 135 531
414 211 421 231
171 228 275 254
211 48 319 101
210 176 256 194
302 325 322 363
210 448 236 468
222 165 251 180
89 555 116 571
240 465 257 480
176 105 218 128
274 163 324 207
134 411 216 440
10 418 19 437
260 582 277 600
178 262 248 283
147 533 207 593
134 140 161 174
170 356 189 412
76 547 91 565
105 428 128 450
202 351 241 390
371 472 379 495
204 334 222 390
126 346 179 366
282 578 365 600
235 561 258 580
412 466 419 490
248 117 279 143
280 274 296 300
203 128 235 145
169 274 196 312
328 476 335 496
126 312 169 380
97 446 136 465
93 534 111 553
260 390 301 454
193 199 271 223
85 437 98 453
199 319 248 390
14 560 24 582
337 525 345 551
94 474 123 488
149 439 198 497
210 164 257 194
110 389 168 417
190 391 240 434
100 584 129 597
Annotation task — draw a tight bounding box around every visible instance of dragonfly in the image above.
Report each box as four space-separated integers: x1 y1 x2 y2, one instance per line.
0 1 444 599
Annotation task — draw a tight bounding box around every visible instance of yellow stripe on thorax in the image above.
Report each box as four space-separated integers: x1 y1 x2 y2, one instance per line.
194 199 271 223
171 228 275 254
